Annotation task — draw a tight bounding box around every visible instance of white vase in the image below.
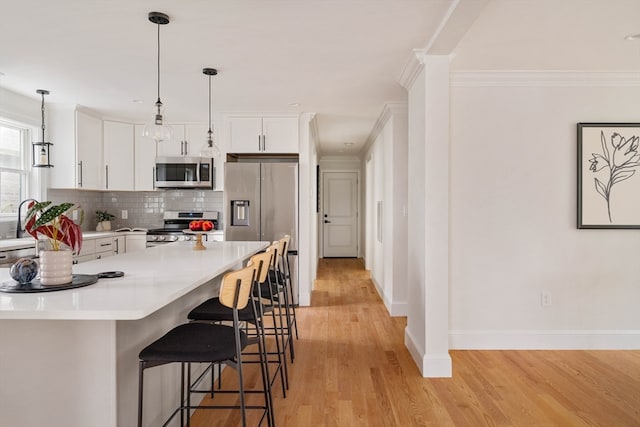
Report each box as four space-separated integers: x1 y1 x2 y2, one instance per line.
39 249 73 286
96 221 111 231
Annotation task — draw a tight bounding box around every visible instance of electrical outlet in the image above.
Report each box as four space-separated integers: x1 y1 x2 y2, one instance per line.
121 210 128 219
541 292 552 307
72 210 78 221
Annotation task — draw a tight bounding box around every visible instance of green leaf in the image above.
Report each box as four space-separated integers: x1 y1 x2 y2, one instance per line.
34 203 74 228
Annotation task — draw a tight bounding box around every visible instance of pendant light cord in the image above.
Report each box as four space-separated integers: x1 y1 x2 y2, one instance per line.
208 74 212 142
40 92 46 141
156 23 161 104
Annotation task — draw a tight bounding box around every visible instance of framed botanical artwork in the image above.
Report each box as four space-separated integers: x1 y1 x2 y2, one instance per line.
578 123 640 228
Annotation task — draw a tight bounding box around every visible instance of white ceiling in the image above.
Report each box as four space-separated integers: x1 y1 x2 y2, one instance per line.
3 1 640 157
0 0 452 156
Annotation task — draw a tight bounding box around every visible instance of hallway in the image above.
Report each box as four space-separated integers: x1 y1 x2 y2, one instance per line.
191 258 640 426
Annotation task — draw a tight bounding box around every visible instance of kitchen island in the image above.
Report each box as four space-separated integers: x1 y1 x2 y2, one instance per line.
0 240 268 427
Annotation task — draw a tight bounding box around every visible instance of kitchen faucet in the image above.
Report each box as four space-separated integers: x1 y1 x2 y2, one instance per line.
16 198 38 238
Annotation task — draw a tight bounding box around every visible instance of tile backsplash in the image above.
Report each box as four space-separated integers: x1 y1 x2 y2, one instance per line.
2 189 224 238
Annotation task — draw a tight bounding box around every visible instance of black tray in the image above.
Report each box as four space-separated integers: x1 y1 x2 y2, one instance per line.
0 274 99 293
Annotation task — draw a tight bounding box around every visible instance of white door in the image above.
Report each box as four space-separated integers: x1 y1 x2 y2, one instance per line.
323 171 358 257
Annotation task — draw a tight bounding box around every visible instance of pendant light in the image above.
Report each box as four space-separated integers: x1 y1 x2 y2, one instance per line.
32 89 53 168
199 68 221 158
142 11 173 143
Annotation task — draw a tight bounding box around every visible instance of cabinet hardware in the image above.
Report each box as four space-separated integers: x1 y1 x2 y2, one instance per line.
258 135 261 151
152 167 156 190
184 140 188 155
78 161 83 187
105 165 109 189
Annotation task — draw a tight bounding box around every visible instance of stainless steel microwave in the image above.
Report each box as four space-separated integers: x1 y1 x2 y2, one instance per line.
154 156 215 189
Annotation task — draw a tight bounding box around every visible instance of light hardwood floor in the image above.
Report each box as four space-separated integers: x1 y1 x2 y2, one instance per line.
191 258 640 426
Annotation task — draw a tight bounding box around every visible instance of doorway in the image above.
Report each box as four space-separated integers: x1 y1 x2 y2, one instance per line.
322 171 358 257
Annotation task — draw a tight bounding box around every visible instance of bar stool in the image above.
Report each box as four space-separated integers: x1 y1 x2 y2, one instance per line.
281 235 299 342
188 247 287 400
137 264 272 427
264 236 296 362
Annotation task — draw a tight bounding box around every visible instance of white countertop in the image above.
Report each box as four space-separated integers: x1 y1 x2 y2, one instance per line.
0 240 268 320
0 231 140 252
0 237 38 251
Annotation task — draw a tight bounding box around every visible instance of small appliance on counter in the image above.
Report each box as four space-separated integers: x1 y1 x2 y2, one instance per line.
146 211 218 247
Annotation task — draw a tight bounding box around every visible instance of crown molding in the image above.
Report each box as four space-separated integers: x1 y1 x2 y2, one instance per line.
451 70 640 87
398 49 427 90
361 102 408 156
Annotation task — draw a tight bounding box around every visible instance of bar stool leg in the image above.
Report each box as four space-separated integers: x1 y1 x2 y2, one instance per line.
138 361 145 427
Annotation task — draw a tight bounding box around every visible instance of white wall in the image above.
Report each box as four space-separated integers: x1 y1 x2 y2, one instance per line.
298 113 318 306
449 73 640 348
361 103 409 316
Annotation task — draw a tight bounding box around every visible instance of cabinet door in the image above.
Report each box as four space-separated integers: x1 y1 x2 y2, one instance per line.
114 235 126 254
76 110 103 189
227 117 263 153
134 124 157 190
103 121 134 191
156 125 185 157
262 117 299 153
184 124 209 156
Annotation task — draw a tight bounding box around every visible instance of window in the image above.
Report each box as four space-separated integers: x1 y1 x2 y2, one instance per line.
0 119 30 215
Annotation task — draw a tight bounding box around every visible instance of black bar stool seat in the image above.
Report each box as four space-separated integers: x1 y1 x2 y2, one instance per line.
139 323 248 363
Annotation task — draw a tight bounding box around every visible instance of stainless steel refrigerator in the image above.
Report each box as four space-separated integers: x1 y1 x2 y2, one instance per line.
224 161 298 302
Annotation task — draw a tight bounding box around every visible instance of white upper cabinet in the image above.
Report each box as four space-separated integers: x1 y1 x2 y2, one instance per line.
103 121 134 191
134 124 157 191
155 124 209 157
155 124 185 157
76 110 103 189
48 106 103 190
226 115 298 153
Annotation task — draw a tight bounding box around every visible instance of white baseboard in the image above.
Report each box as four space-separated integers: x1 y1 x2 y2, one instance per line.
298 292 310 307
382 294 408 317
405 327 452 378
449 330 640 349
372 280 408 317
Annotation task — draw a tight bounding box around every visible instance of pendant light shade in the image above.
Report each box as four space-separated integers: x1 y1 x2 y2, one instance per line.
32 89 53 168
199 67 221 158
142 11 173 143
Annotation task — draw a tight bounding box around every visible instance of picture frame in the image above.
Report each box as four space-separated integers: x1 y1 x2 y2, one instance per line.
577 122 640 228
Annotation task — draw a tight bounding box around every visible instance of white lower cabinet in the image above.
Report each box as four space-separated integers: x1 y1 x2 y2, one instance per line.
72 236 117 264
94 237 116 259
125 235 147 253
114 235 125 255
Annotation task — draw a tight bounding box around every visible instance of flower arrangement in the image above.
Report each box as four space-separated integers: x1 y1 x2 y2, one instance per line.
95 210 116 222
25 201 83 252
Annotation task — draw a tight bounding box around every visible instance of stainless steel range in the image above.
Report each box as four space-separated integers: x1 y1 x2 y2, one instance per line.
146 211 219 247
